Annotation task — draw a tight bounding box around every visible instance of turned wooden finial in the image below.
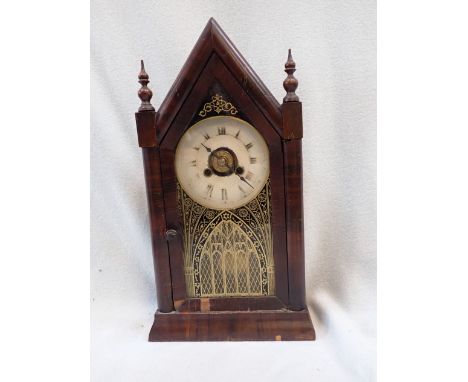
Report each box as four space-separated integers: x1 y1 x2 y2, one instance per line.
138 60 155 112
283 49 299 102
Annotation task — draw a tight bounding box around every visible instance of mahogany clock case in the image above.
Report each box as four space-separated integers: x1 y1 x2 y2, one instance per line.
135 18 315 341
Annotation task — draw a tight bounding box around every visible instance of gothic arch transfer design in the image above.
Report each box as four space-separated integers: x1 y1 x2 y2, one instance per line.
199 220 262 296
177 181 275 297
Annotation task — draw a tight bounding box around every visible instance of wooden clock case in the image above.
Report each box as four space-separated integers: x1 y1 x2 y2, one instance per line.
135 18 315 341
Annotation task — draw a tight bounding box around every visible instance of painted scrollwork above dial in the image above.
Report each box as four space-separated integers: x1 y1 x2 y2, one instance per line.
198 94 238 117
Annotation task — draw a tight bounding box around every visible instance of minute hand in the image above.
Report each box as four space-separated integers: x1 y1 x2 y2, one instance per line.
228 162 254 189
235 172 254 189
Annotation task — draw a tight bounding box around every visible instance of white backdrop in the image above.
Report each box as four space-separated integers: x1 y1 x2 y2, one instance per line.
91 0 376 381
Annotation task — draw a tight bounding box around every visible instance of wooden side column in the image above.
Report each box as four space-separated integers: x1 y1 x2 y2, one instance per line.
135 61 174 312
281 50 306 311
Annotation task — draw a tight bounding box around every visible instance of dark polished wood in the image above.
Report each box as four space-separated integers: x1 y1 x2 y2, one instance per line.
156 18 282 142
283 138 306 310
149 310 315 341
176 296 286 312
135 18 315 341
282 101 303 140
281 49 306 311
211 19 282 129
135 111 157 147
141 147 173 312
283 49 299 103
138 60 155 112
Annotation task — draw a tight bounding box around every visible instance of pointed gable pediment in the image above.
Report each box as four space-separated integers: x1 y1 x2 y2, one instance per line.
155 18 282 141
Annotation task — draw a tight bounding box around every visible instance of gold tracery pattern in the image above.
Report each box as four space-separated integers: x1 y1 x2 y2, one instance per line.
198 94 239 117
177 181 274 297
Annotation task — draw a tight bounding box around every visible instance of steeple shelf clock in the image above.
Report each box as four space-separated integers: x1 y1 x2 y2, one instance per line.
134 18 315 341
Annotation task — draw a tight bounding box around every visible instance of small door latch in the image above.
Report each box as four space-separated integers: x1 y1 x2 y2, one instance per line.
165 229 177 240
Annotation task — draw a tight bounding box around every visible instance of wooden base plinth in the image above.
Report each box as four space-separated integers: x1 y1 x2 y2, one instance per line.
149 310 315 341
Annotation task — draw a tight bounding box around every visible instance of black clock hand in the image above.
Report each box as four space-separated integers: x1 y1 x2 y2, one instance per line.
200 142 211 152
230 165 254 189
237 174 254 189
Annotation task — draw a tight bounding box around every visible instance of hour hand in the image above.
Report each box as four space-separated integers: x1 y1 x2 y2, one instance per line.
200 143 211 152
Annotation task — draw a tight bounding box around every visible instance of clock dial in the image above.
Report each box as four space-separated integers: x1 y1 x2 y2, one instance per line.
175 116 269 210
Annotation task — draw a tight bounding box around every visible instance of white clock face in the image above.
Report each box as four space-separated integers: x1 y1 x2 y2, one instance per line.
175 116 270 210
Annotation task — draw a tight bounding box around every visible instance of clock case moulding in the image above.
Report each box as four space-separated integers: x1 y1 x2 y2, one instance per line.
134 18 315 341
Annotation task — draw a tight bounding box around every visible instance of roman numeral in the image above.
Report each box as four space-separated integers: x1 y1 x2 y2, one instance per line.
245 171 254 181
217 126 226 135
193 146 200 151
221 188 227 200
206 184 213 198
249 157 257 164
235 130 240 138
238 185 247 195
203 132 210 140
190 160 197 167
245 142 253 150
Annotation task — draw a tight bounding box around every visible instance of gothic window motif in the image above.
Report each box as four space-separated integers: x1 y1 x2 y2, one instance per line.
177 180 274 297
199 220 263 296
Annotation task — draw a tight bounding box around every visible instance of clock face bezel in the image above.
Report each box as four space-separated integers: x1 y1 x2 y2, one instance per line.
174 116 270 211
